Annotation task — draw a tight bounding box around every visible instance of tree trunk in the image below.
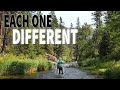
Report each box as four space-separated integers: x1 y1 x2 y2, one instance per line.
1 28 7 54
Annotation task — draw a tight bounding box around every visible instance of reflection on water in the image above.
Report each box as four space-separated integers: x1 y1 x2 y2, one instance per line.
0 70 50 79
0 72 39 79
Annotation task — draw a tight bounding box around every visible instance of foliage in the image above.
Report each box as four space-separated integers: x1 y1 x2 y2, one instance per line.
1 11 120 78
99 30 112 57
0 54 53 76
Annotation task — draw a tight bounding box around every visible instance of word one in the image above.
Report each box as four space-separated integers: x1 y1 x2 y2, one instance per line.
13 29 78 44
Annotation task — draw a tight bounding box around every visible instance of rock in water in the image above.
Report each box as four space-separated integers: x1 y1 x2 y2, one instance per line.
71 61 79 68
63 61 79 68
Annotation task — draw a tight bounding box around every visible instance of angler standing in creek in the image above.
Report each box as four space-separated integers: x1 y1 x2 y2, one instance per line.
33 59 102 79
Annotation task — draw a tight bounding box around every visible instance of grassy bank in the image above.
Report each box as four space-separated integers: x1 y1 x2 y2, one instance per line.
0 54 54 76
78 58 120 79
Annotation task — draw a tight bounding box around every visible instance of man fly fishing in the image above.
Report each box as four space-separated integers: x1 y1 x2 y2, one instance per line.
57 57 65 74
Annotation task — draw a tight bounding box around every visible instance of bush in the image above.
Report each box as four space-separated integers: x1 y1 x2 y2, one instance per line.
104 61 120 79
0 54 53 76
98 69 107 75
0 54 17 61
37 61 47 71
62 56 73 63
104 67 120 79
78 58 99 67
37 60 54 72
78 57 120 79
0 60 34 75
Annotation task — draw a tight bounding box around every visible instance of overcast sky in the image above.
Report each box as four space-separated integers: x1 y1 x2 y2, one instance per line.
42 11 95 28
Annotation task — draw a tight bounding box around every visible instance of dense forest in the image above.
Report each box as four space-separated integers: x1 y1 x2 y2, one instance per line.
0 11 120 79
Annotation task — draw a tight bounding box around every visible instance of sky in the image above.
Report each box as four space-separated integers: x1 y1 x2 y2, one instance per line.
42 11 95 28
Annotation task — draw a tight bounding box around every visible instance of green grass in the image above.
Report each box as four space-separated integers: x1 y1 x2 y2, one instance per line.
78 58 120 79
0 54 54 76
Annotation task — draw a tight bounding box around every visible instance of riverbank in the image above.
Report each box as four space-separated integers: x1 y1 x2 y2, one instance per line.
78 58 120 79
0 54 54 77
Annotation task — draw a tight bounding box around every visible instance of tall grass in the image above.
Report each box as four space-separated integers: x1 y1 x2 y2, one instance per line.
0 54 54 76
78 58 120 79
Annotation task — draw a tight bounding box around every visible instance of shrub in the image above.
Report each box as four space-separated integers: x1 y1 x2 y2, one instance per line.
8 61 26 75
78 58 99 67
62 56 73 63
98 69 107 75
37 60 53 72
0 54 53 76
104 68 120 79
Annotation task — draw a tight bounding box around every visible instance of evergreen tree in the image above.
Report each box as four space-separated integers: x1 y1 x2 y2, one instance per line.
50 11 58 29
92 11 103 57
77 23 93 59
104 11 120 60
56 17 63 58
99 31 111 57
45 11 59 56
75 17 80 60
76 17 80 29
69 23 74 59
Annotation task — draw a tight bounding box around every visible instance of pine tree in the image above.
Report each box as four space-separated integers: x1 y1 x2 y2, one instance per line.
92 11 103 29
46 11 59 56
69 23 74 59
50 11 58 29
75 17 80 60
77 23 93 59
92 11 103 57
104 11 120 60
99 31 111 57
34 11 47 55
56 17 63 58
76 17 80 28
